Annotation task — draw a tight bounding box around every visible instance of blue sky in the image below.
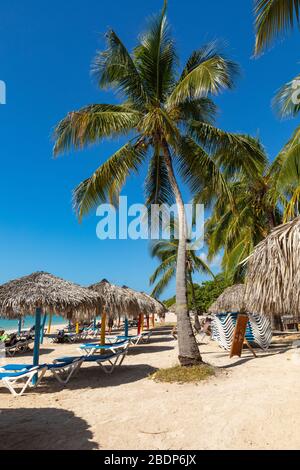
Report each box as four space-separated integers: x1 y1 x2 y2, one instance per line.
0 0 299 298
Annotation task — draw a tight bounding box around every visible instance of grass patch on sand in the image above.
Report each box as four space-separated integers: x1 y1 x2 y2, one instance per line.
152 364 215 384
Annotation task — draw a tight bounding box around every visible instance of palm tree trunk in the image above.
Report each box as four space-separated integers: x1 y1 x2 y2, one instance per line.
188 270 201 332
162 141 202 366
267 210 276 231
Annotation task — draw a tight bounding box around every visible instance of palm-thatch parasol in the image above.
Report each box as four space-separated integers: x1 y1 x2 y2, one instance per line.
89 280 166 336
0 272 103 373
0 272 102 320
208 284 246 314
122 287 166 317
244 217 300 323
123 287 166 329
89 280 142 319
90 279 166 318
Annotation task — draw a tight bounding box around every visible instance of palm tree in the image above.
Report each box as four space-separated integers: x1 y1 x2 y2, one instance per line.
53 1 265 366
254 0 300 55
202 140 282 281
254 1 300 218
267 135 300 221
150 237 214 331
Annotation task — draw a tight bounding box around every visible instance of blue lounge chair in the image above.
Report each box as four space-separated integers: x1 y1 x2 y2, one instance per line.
116 331 152 344
0 365 47 397
56 345 129 374
79 340 129 356
46 357 84 384
0 357 84 395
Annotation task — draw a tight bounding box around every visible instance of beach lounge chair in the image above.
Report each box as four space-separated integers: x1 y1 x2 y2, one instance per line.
79 339 129 356
116 331 153 345
84 350 128 374
0 365 47 397
211 312 272 352
0 357 84 391
51 329 84 344
46 357 84 384
3 337 34 357
80 322 100 339
55 346 129 374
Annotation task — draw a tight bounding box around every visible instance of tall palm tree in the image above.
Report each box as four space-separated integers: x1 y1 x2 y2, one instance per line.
202 140 282 281
268 135 300 220
54 1 265 366
254 1 300 219
254 0 300 55
150 237 214 331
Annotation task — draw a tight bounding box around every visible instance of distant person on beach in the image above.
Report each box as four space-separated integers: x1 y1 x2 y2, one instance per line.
0 330 9 343
108 317 114 334
0 331 18 347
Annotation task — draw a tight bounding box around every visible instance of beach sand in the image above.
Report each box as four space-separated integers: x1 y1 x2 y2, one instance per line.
1 320 300 450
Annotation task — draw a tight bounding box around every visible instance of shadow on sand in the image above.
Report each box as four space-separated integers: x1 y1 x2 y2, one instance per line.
215 343 292 369
0 408 98 450
0 363 159 397
4 348 55 359
128 345 174 356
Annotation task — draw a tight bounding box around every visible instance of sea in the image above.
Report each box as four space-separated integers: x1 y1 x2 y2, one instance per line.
0 315 66 333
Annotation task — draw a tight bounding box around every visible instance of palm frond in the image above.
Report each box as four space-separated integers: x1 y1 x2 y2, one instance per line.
54 104 141 155
273 74 300 118
190 122 267 173
150 237 178 258
224 235 252 281
276 126 300 188
283 186 300 220
175 136 234 207
254 0 300 55
189 252 215 278
149 254 177 285
169 97 217 125
134 1 176 102
167 42 239 107
73 140 148 219
150 267 176 298
92 30 148 107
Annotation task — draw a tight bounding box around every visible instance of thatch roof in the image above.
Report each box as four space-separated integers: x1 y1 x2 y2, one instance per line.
138 291 166 317
89 280 166 319
124 286 166 316
0 272 102 320
244 217 300 318
208 284 246 314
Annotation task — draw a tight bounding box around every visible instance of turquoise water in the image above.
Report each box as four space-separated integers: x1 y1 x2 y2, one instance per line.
0 315 66 332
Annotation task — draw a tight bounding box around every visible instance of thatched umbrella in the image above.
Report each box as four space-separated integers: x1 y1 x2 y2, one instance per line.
90 279 143 339
244 217 300 326
89 280 143 318
208 284 246 314
122 287 166 317
0 272 103 372
123 288 166 329
89 280 166 337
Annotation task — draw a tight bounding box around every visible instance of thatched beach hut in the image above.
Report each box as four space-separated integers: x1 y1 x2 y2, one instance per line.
208 284 246 314
0 271 103 370
244 217 300 328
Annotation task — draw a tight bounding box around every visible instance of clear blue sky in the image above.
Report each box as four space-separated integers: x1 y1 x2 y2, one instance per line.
0 0 299 298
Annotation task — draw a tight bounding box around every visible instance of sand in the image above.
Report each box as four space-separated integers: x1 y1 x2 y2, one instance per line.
1 320 300 450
